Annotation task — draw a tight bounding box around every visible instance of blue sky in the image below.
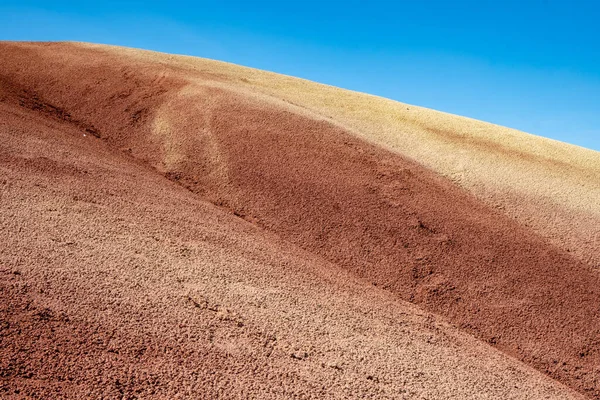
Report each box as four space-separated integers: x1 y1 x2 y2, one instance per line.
1 0 599 151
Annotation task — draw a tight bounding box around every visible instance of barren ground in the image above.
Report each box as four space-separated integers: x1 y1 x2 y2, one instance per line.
0 42 598 399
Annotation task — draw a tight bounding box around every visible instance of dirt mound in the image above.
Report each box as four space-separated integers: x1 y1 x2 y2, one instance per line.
0 41 598 398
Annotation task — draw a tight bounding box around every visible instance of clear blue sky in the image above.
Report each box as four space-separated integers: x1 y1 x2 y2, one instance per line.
2 0 599 151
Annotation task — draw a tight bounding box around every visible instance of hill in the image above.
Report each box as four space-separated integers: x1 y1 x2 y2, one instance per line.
1 42 598 399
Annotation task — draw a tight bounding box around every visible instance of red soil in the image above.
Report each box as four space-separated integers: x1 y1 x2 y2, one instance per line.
1 42 599 398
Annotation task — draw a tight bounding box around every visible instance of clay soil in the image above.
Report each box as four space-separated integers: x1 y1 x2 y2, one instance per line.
0 42 598 399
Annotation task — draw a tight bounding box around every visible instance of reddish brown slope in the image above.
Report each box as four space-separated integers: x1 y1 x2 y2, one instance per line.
1 42 599 398
1 73 583 400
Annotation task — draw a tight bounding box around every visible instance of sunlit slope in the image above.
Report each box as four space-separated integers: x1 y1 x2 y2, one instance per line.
102 42 600 269
0 43 586 400
1 42 599 399
2 100 585 399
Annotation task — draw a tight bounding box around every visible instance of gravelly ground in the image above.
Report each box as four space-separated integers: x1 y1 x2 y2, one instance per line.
0 41 597 399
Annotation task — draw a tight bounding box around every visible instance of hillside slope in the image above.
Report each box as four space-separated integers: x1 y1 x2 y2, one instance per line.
1 41 598 398
176 49 600 271
0 99 584 399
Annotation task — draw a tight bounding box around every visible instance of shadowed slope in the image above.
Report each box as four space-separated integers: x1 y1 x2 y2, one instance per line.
1 42 599 398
